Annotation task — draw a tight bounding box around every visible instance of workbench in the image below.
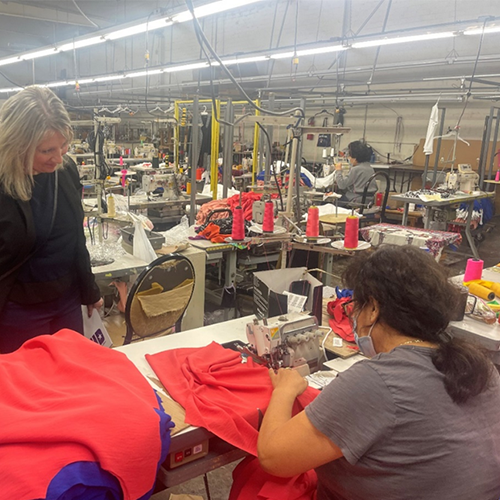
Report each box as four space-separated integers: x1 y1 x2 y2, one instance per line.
113 312 350 490
359 223 461 260
390 191 494 259
449 268 500 364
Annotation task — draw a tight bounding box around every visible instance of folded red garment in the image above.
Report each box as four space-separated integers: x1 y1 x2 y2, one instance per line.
146 341 319 455
0 330 170 500
327 297 355 342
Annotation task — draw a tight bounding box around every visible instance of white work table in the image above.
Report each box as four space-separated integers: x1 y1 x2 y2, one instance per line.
114 314 271 489
450 268 500 363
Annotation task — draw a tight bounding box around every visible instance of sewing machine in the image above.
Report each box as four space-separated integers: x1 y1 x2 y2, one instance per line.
142 173 181 200
446 164 479 193
244 315 322 374
134 143 157 160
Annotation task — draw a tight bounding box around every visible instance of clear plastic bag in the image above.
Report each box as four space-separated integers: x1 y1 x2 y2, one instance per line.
131 217 157 262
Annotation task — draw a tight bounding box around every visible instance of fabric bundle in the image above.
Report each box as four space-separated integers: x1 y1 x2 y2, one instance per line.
0 330 173 500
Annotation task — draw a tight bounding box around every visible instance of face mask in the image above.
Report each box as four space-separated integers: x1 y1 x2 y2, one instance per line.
353 315 377 358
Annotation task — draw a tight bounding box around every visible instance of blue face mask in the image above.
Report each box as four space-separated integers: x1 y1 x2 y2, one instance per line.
353 315 377 358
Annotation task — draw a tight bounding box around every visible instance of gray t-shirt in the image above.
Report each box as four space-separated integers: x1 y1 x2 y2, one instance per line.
334 162 376 203
305 346 500 500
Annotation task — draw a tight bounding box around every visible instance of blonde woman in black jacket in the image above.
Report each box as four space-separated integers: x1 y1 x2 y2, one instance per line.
0 86 102 353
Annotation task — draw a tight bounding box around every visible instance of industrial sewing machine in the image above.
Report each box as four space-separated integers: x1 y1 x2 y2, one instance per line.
142 173 181 200
446 164 479 193
243 315 322 375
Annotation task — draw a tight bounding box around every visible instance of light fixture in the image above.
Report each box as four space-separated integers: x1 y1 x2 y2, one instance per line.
218 55 269 65
0 57 21 67
0 0 264 69
93 75 125 82
352 31 456 48
296 45 347 56
164 62 209 72
106 19 173 41
59 36 106 52
172 0 263 23
21 48 59 60
0 86 23 93
464 25 500 35
126 69 164 78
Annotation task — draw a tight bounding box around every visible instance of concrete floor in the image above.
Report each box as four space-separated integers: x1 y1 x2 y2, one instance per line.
150 217 500 500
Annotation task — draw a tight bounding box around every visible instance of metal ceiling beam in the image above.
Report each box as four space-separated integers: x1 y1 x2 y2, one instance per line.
0 2 105 27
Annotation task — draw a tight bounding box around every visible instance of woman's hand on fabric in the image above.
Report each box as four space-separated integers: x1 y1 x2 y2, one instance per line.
87 298 104 317
269 368 308 398
335 163 342 171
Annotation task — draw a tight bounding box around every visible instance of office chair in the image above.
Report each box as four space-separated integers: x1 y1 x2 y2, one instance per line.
358 171 390 224
124 253 195 345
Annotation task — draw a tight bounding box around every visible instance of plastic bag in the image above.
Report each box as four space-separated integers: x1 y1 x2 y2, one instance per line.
82 307 113 347
132 219 157 262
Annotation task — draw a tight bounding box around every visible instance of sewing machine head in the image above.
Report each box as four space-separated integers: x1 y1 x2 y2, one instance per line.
245 316 322 374
142 173 180 199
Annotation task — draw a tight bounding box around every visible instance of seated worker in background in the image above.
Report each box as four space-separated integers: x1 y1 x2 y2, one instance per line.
0 86 102 353
334 140 377 206
258 245 500 500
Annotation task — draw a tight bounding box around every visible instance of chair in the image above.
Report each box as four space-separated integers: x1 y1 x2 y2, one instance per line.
124 253 196 345
358 171 390 224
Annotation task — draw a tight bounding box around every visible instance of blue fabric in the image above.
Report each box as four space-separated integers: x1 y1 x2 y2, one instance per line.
41 394 173 500
335 287 353 299
459 198 494 224
44 461 122 500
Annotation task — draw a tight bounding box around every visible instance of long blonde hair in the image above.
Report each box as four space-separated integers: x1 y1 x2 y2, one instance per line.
0 86 73 200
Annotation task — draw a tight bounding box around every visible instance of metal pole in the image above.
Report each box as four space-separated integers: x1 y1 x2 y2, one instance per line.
432 107 446 187
486 108 500 189
189 96 199 225
479 107 494 190
222 98 234 199
295 98 306 221
286 137 299 216
265 93 275 185
422 155 430 189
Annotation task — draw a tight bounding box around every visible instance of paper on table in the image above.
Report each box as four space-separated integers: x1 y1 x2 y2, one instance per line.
418 194 442 202
283 291 308 313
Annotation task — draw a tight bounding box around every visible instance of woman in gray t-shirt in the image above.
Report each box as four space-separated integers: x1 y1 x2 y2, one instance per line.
257 245 500 500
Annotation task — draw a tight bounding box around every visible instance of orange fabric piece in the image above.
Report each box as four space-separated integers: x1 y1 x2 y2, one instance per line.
198 223 227 243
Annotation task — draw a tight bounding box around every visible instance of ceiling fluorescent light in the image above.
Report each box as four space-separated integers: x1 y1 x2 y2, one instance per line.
172 0 263 23
107 19 173 40
465 25 500 35
93 75 125 82
0 57 21 67
164 62 209 73
270 52 295 60
221 55 269 65
352 31 455 48
59 37 106 51
296 45 347 56
0 86 23 93
45 81 76 88
126 69 164 78
21 48 59 60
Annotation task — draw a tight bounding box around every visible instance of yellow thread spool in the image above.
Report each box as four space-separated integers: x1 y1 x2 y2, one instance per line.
468 282 495 301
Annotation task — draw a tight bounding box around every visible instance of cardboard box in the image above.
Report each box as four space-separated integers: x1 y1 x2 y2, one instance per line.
253 267 323 322
387 191 404 209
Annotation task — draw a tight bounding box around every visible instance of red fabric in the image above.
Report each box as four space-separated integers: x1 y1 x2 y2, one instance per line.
146 342 319 455
198 222 227 243
0 330 164 500
327 298 355 342
229 456 317 500
227 192 265 221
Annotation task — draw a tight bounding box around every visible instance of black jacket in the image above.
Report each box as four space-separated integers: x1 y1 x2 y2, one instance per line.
0 157 100 316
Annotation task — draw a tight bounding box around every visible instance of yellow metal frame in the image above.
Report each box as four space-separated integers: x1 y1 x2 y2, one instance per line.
174 98 260 199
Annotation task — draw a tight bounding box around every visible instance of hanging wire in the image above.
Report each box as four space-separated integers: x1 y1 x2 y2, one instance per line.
184 0 305 124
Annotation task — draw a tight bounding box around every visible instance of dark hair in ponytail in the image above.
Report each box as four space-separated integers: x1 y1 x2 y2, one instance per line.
343 245 495 404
